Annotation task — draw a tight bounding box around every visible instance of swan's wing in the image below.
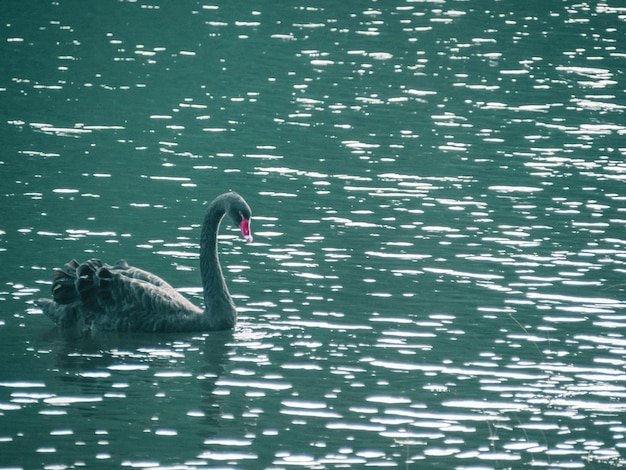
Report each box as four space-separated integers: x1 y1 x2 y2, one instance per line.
109 259 178 292
38 258 203 332
88 264 203 332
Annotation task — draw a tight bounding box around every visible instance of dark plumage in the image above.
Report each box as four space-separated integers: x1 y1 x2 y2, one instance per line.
37 192 252 333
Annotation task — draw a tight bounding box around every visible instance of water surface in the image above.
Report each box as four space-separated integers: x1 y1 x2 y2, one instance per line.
1 1 626 468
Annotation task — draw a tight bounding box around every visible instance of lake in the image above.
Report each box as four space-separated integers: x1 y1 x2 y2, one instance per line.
1 0 626 468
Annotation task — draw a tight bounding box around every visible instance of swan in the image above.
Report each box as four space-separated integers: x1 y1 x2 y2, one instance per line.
36 192 253 333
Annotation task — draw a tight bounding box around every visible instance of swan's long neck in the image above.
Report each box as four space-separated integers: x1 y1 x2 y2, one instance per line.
199 196 236 330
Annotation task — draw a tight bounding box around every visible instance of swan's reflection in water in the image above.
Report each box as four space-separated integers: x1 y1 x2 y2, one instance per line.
31 328 238 466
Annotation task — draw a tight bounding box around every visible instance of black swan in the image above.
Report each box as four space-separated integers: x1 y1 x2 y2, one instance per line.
36 192 252 333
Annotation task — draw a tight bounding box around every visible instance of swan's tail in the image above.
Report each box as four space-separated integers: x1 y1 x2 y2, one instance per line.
36 298 79 328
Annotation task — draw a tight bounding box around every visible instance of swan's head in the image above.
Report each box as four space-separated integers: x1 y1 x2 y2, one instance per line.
226 193 253 243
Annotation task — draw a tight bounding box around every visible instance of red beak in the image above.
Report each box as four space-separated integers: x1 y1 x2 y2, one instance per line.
239 217 253 242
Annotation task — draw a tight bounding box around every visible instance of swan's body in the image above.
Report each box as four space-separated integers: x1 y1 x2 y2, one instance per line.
37 192 252 333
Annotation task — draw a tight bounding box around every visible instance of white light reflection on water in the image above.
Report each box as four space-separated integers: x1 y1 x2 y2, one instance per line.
3 1 626 469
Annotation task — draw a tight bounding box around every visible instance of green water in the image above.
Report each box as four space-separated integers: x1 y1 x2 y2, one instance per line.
1 1 625 468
